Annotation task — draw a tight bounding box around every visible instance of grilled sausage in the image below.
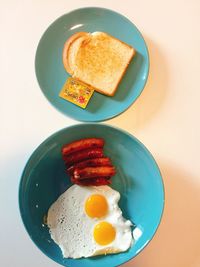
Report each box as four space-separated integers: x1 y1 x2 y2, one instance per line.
74 166 116 180
62 138 104 156
71 176 111 186
63 148 104 167
67 157 112 175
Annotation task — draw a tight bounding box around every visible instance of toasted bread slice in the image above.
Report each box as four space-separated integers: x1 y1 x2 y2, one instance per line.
63 32 135 96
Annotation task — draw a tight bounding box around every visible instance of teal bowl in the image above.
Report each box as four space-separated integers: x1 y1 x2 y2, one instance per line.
19 124 164 267
35 7 149 122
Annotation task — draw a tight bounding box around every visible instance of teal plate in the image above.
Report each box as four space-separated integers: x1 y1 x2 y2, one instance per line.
19 124 164 267
35 7 149 121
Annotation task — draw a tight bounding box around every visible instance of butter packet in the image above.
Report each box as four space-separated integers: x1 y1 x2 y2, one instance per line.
59 78 94 109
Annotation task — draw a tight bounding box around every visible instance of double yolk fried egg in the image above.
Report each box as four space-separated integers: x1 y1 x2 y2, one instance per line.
47 185 133 258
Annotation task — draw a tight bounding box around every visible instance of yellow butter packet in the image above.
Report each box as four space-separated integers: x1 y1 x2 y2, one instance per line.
59 78 94 109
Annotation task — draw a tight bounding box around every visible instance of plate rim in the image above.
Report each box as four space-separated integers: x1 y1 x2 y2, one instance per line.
18 122 165 267
35 6 150 122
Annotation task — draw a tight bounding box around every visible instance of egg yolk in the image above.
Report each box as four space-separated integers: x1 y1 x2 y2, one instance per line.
85 194 108 218
93 221 116 245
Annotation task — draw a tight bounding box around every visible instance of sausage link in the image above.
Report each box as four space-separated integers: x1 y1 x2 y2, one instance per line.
63 148 104 167
71 176 111 186
67 157 112 175
62 138 104 156
74 166 116 180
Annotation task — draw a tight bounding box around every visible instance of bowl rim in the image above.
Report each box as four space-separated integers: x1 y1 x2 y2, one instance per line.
18 122 165 267
34 6 150 122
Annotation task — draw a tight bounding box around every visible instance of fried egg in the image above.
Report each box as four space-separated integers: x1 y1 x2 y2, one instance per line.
47 185 133 258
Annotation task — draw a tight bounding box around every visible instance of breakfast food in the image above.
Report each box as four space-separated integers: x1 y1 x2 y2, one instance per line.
63 148 104 167
63 31 136 96
62 137 104 155
62 138 116 186
74 166 116 179
70 177 111 186
47 137 134 259
59 77 94 108
47 185 133 258
67 157 112 175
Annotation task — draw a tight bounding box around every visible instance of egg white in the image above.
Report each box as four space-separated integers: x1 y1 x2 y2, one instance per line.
47 184 133 258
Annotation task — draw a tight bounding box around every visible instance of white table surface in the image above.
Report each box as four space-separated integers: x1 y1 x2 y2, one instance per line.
1 0 200 266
